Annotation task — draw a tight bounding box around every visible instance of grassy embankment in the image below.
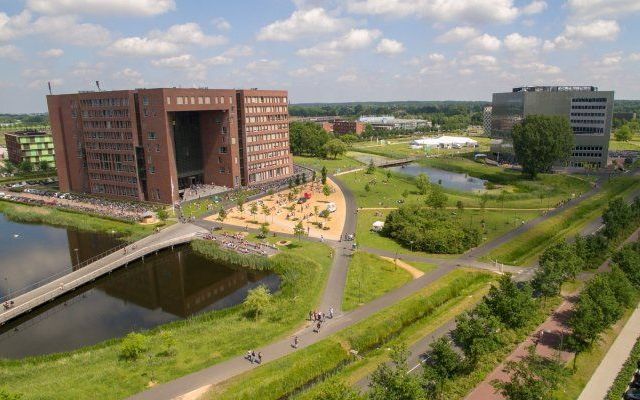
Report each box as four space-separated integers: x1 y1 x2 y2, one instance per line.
0 238 333 400
342 251 413 311
609 138 640 151
484 176 640 266
293 154 363 174
209 269 495 400
0 200 154 241
351 137 492 159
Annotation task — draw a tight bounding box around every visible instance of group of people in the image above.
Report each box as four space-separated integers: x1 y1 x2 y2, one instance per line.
309 307 334 333
201 231 276 256
245 350 263 364
2 300 15 310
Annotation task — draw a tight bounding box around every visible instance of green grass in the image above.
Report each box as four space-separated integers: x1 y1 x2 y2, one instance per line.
555 308 634 400
609 138 640 151
355 209 540 257
0 239 333 400
351 137 492 159
407 261 439 273
293 154 363 174
210 269 494 400
342 251 413 311
484 176 640 266
0 200 155 241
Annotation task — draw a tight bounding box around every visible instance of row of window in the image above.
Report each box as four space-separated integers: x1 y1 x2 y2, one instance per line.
245 96 287 104
574 146 603 151
571 105 606 110
79 98 130 108
246 132 288 143
90 183 137 197
248 157 289 172
83 120 132 129
85 142 134 151
87 153 135 162
170 95 233 106
88 162 136 173
84 131 134 141
573 127 604 134
244 106 288 114
247 141 288 153
570 119 605 125
570 112 605 117
572 152 603 158
572 98 608 103
248 149 289 162
75 109 130 119
246 123 288 133
245 115 287 123
89 173 138 185
248 166 290 183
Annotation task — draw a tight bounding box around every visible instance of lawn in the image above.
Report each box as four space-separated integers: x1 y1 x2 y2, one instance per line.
209 269 494 400
407 260 439 273
342 251 413 311
0 238 333 400
351 137 492 160
293 154 363 174
0 200 156 241
609 138 640 151
483 176 640 266
355 208 540 257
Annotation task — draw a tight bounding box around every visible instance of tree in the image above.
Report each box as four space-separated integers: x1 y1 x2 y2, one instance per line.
217 207 227 222
324 139 347 159
321 166 328 184
453 302 504 363
364 183 371 192
259 223 270 238
426 185 447 209
289 121 331 157
323 184 332 198
602 197 632 239
310 380 362 400
244 285 272 319
491 346 568 400
369 344 427 400
366 159 376 174
402 189 410 199
340 134 358 145
156 208 169 222
17 160 33 174
612 244 640 287
614 124 633 142
605 266 635 308
236 195 246 214
484 274 535 328
511 115 574 178
261 204 271 222
38 160 51 172
479 193 490 210
415 173 430 195
1 160 16 174
426 337 463 380
250 202 258 221
119 332 150 360
293 221 306 241
456 200 464 212
533 242 583 298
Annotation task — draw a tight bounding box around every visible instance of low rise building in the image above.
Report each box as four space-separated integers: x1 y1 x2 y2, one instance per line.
5 130 55 167
358 115 431 130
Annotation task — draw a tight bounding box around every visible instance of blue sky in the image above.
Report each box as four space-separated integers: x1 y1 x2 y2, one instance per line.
0 0 639 112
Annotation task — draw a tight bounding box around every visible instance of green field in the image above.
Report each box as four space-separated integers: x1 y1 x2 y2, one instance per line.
484 176 640 266
609 138 640 151
342 251 413 311
293 154 363 174
351 137 492 159
0 239 333 400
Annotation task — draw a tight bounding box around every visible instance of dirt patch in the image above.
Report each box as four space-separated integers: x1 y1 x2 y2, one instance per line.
379 256 424 279
276 240 292 246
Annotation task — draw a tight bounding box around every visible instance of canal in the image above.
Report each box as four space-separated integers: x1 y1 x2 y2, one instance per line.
0 214 279 358
388 163 487 192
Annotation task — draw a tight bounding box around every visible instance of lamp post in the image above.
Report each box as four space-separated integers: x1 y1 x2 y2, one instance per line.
73 248 80 266
409 240 414 252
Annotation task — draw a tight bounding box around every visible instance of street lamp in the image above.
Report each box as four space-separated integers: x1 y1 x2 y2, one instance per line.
409 240 414 252
73 248 80 267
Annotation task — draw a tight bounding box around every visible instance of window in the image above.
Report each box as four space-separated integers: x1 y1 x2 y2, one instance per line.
177 97 184 105
190 96 195 104
166 96 171 104
205 97 211 104
148 132 157 140
149 165 156 174
155 189 160 200
198 97 203 104
219 146 227 154
156 144 160 152
219 167 225 173
142 96 149 106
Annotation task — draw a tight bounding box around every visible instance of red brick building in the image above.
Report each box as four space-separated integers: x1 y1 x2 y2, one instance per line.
332 120 366 135
47 88 292 204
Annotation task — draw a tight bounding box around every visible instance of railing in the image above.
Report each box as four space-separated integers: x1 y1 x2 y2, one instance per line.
0 233 196 324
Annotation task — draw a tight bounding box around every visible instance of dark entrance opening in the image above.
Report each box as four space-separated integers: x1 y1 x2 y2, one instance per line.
171 111 204 190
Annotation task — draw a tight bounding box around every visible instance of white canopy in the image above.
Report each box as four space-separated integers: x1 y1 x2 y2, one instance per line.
410 135 478 147
372 220 385 231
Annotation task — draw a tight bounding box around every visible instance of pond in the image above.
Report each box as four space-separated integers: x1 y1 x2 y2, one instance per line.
388 163 487 192
0 214 279 358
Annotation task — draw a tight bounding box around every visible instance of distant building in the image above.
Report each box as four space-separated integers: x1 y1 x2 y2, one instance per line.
47 87 292 204
410 135 478 149
358 115 431 130
613 112 636 122
5 130 55 167
321 122 334 133
332 120 366 135
483 106 492 135
491 86 613 168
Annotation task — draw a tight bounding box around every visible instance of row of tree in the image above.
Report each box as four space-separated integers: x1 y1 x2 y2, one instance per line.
613 120 640 142
1 159 53 175
289 121 348 159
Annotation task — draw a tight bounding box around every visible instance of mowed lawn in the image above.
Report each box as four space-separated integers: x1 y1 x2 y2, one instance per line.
483 176 640 266
609 138 640 151
351 136 492 159
293 154 363 174
342 251 413 311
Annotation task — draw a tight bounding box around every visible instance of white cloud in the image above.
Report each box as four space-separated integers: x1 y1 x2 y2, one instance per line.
297 28 381 57
212 17 231 31
527 62 561 74
223 45 253 57
151 54 206 79
72 61 105 77
543 19 619 51
27 0 175 16
428 53 446 62
0 10 31 42
0 44 23 61
106 37 179 57
246 59 282 71
458 68 474 75
522 1 547 15
542 35 580 51
629 53 640 61
205 55 232 66
113 68 146 86
257 8 346 41
462 54 497 67
289 64 327 77
337 73 358 82
149 23 226 47
503 33 540 52
567 0 640 19
28 77 62 90
39 48 63 58
376 38 405 55
346 0 520 24
468 34 501 52
600 53 622 66
22 68 50 78
435 26 478 43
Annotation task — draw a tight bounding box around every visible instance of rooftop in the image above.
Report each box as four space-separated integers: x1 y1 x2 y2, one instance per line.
512 86 598 93
5 129 50 137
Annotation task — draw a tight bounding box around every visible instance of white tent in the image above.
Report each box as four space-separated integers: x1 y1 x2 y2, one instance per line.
410 135 478 149
372 220 385 232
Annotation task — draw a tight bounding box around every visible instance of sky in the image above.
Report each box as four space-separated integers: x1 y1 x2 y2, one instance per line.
0 0 639 113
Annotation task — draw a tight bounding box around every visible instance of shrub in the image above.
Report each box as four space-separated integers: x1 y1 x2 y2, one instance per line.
119 332 150 361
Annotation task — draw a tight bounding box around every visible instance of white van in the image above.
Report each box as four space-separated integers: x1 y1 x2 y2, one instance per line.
326 202 337 213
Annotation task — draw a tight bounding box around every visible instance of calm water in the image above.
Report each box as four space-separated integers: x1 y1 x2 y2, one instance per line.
0 215 279 358
389 163 487 192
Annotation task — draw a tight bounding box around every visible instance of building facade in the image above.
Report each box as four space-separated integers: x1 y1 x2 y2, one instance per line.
5 130 55 167
482 106 492 136
358 115 431 130
491 86 613 168
332 120 366 135
47 88 292 204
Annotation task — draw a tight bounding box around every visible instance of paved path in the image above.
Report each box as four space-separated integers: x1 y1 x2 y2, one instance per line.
578 303 640 400
0 222 207 325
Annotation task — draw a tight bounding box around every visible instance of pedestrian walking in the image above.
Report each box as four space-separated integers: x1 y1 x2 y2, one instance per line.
251 350 256 363
320 235 324 242
329 307 334 319
316 321 321 332
293 336 299 349
257 352 263 364
246 350 253 362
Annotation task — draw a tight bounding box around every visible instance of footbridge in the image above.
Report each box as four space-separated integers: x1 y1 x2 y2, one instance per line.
0 223 208 325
